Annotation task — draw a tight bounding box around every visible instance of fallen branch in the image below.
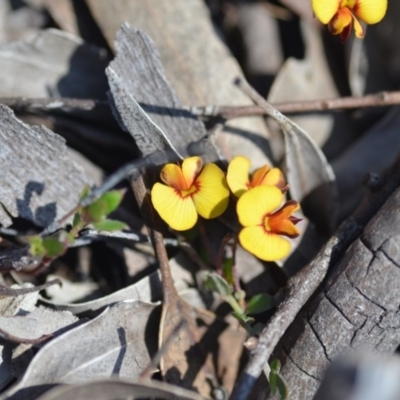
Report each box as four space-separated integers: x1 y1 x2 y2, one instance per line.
3 90 400 118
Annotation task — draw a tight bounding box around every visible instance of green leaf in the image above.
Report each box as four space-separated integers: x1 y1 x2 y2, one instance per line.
231 312 254 324
28 236 45 256
246 293 274 315
270 359 281 374
42 237 65 258
79 185 90 201
222 257 234 285
269 371 288 400
86 190 125 222
93 219 127 231
269 369 277 394
204 272 231 296
72 212 81 229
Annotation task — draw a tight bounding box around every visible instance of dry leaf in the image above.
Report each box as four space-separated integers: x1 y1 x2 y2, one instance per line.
40 271 162 316
0 105 90 227
0 307 78 342
1 301 159 400
86 0 272 167
36 378 203 400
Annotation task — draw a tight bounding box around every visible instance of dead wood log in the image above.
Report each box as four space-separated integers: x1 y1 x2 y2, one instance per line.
275 166 400 399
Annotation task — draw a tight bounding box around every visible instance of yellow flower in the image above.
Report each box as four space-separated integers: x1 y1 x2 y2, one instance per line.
226 156 287 198
312 0 387 41
237 186 301 261
151 156 229 231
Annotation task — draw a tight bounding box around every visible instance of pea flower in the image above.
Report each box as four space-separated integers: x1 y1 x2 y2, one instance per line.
237 185 301 261
312 0 387 41
151 156 229 231
226 155 287 198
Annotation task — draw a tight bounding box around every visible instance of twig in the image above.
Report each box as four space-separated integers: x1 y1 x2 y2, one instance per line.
229 155 400 399
2 90 400 119
187 90 400 118
127 172 176 300
140 319 187 380
0 278 61 296
0 327 53 344
0 97 107 111
73 229 179 247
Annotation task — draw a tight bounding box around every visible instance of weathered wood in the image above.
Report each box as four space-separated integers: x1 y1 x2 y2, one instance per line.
107 25 219 162
277 181 400 399
0 105 90 227
86 0 273 167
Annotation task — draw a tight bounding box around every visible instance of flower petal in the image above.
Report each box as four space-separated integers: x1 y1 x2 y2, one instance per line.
351 13 364 38
227 156 251 197
237 186 283 227
312 0 341 24
354 0 387 24
192 163 229 219
328 7 353 35
181 156 202 188
160 164 187 190
151 183 197 230
251 165 270 187
260 168 286 189
239 226 291 261
268 201 300 238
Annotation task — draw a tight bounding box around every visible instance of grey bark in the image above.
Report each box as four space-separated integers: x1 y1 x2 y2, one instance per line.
277 181 400 399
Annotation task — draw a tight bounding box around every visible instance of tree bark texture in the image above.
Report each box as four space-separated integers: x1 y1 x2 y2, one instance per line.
276 184 400 399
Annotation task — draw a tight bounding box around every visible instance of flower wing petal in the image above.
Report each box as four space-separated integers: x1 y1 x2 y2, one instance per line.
312 0 341 24
227 156 251 197
237 186 283 227
355 0 387 24
261 168 286 189
151 183 197 230
328 7 353 35
182 156 202 188
239 226 291 261
160 164 187 190
251 165 270 187
352 14 364 38
268 201 300 238
192 163 229 219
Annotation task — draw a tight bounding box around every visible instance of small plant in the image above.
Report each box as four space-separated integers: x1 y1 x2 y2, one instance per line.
28 187 126 260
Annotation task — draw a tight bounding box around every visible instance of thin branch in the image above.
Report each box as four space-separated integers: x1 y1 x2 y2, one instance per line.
0 278 61 296
188 90 400 118
2 90 400 119
0 97 107 111
73 229 179 247
0 327 53 344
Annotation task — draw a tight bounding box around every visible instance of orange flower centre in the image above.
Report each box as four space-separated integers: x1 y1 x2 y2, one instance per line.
177 181 200 198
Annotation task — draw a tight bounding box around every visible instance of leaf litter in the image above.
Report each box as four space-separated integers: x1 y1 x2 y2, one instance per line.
0 1 397 400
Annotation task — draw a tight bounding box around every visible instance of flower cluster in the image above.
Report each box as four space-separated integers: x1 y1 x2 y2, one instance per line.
151 156 301 261
312 0 387 41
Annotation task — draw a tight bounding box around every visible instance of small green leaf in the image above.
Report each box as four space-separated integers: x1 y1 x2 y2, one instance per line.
246 293 274 315
270 359 281 374
222 257 234 285
204 272 231 296
42 237 65 258
79 185 90 200
269 371 288 400
93 219 127 231
28 236 45 256
72 212 81 228
269 369 277 394
86 190 125 221
231 312 254 324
